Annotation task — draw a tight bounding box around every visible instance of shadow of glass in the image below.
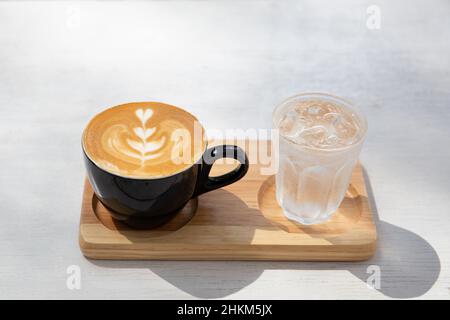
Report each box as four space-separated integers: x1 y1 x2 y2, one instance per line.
345 167 441 298
87 168 440 299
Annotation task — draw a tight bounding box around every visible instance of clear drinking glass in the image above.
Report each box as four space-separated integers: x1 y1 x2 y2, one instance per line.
273 93 367 225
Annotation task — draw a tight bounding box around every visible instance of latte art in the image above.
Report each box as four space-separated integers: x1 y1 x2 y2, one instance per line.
107 108 165 164
83 102 205 178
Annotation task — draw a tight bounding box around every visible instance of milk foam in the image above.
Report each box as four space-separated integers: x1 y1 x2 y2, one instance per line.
119 108 165 163
83 102 205 178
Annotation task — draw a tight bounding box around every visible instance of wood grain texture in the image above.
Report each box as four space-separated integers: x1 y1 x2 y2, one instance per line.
79 141 376 261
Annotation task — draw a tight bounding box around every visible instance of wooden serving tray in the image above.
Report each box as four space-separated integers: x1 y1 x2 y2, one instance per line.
79 140 376 261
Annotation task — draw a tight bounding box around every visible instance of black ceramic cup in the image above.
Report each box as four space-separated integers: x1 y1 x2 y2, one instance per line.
83 126 249 229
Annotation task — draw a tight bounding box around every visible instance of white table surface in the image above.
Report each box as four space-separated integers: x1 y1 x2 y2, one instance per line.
0 0 449 299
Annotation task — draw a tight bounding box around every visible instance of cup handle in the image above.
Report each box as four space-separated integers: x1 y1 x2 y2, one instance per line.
193 145 249 197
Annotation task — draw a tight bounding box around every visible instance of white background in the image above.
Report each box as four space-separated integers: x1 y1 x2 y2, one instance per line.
0 0 449 299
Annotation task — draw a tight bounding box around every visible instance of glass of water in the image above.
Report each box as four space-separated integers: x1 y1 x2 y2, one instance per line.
273 93 367 225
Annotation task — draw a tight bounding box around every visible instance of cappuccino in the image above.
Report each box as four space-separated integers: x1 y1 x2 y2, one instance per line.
82 102 205 178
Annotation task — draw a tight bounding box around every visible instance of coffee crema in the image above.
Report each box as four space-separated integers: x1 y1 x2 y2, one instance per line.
82 102 206 178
